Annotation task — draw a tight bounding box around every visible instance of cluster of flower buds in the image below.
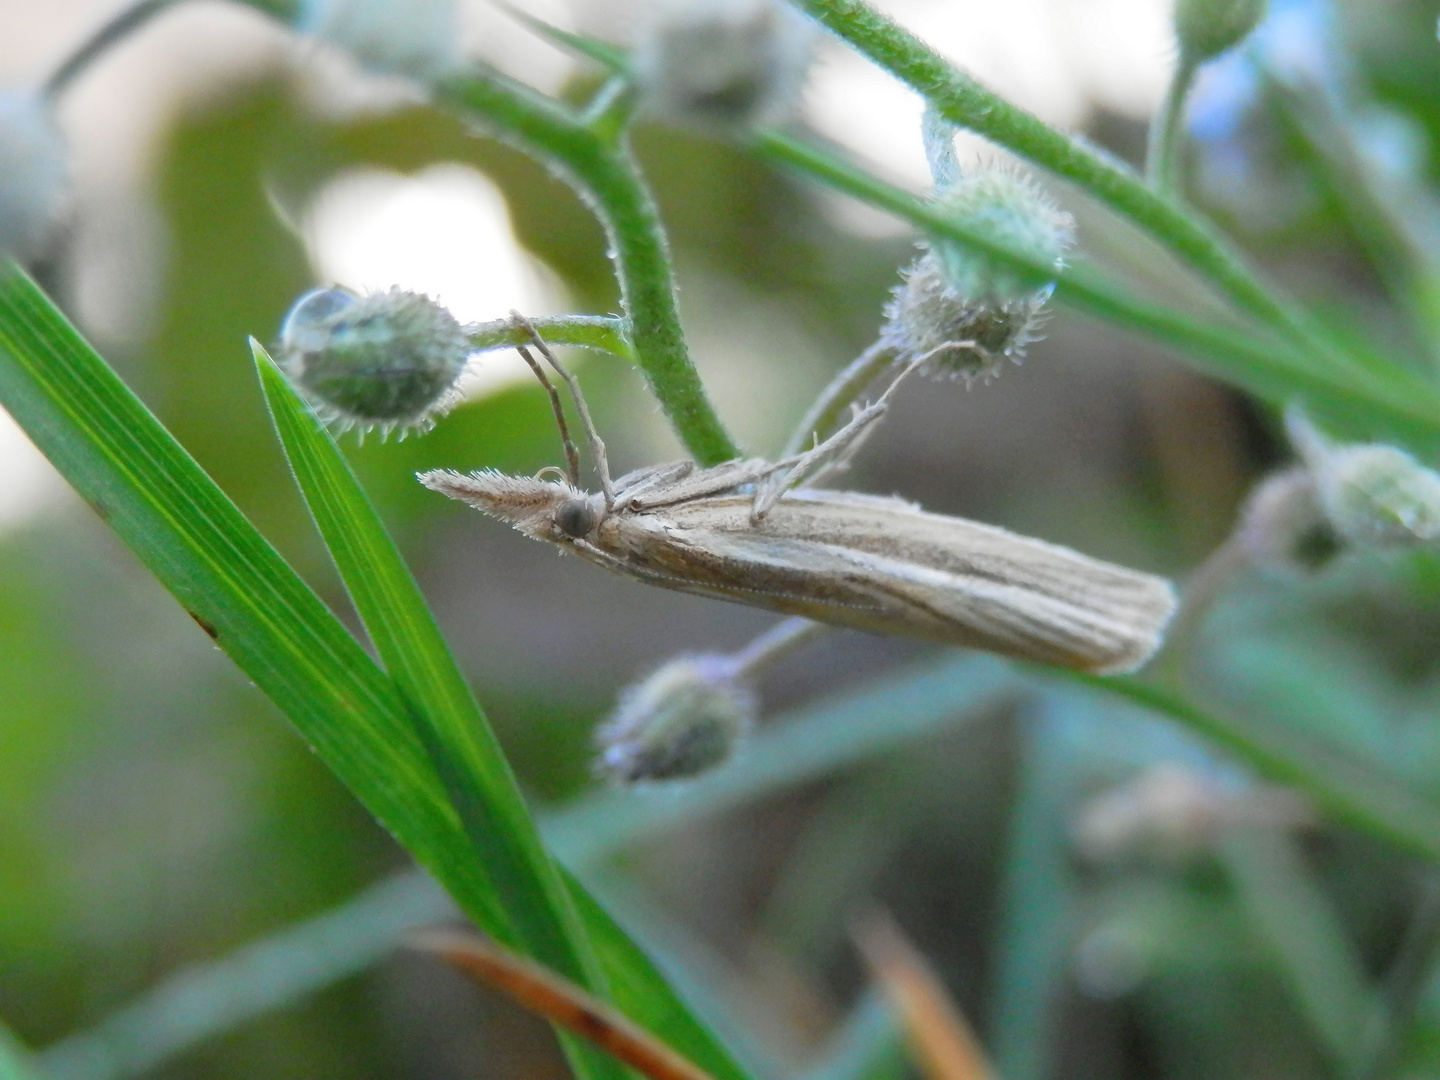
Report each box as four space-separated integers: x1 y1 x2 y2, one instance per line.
632 0 815 132
278 286 473 435
1235 409 1440 573
0 93 67 260
593 653 758 784
880 166 1075 383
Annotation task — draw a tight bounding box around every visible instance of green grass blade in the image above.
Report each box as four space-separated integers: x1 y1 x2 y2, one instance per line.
254 344 588 974
0 264 496 905
253 344 632 1080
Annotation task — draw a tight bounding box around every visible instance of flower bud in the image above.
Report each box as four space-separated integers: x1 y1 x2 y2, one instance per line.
929 168 1075 302
594 655 757 784
278 286 471 434
1232 467 1343 573
296 0 461 79
1175 0 1268 65
878 251 1049 383
1286 410 1440 548
632 0 814 132
0 93 66 260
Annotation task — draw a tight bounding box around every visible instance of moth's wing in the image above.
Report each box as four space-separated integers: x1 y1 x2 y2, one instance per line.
623 458 776 510
648 493 1176 674
613 461 694 502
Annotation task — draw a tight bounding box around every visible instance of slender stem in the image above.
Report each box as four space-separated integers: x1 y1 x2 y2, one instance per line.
786 0 1366 372
1146 53 1201 196
729 617 829 677
757 131 1440 443
782 340 896 457
435 66 740 465
467 314 634 361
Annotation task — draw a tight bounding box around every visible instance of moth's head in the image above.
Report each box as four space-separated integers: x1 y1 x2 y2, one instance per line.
418 468 604 543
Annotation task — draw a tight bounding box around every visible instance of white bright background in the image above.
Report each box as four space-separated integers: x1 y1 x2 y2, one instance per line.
0 0 1176 531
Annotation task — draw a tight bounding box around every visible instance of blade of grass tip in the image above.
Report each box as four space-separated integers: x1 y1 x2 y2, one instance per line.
413 928 720 1080
253 344 630 1080
1050 671 1440 864
0 265 499 920
1218 823 1380 1078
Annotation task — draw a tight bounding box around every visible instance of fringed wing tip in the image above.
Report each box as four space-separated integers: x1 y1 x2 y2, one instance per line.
1088 574 1179 676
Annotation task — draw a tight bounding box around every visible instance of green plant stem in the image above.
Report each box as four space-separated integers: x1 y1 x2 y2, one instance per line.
467 314 634 361
782 340 896 457
432 65 740 465
757 131 1440 444
787 0 1359 370
1146 53 1201 196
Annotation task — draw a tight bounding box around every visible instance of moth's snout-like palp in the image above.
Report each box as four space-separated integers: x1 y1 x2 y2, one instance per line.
418 469 596 543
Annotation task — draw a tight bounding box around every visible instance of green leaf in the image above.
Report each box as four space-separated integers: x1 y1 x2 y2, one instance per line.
0 264 484 907
253 342 631 1080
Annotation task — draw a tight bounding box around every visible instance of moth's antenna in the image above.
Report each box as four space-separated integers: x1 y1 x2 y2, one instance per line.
511 311 615 508
514 341 582 489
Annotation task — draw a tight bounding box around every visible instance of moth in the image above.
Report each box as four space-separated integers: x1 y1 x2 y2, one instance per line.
420 318 1176 675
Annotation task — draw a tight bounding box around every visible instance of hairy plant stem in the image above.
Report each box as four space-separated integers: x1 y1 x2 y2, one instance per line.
756 131 1440 443
435 67 739 465
1146 54 1201 196
467 315 634 361
782 340 896 457
788 0 1368 377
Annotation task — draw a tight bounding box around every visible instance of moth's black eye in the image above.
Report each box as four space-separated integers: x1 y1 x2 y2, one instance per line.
555 498 597 538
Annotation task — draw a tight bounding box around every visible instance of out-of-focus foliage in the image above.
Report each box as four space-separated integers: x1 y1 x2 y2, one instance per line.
7 1 1440 1079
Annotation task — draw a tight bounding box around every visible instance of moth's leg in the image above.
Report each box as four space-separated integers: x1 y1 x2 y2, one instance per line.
513 341 582 489
751 357 926 521
511 311 615 507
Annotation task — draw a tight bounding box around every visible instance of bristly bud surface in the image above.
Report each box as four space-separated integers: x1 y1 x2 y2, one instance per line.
632 0 814 132
0 93 66 260
594 655 757 784
1287 410 1440 548
880 168 1073 382
1175 0 1268 64
279 286 471 435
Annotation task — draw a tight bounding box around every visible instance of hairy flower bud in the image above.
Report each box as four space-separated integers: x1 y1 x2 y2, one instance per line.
1287 410 1440 548
1233 467 1343 573
632 0 814 131
0 93 66 259
279 286 471 434
1175 0 1268 64
878 252 1049 383
879 168 1073 382
594 655 757 784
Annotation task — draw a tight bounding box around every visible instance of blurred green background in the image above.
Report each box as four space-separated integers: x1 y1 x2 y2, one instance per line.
7 1 1440 1078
